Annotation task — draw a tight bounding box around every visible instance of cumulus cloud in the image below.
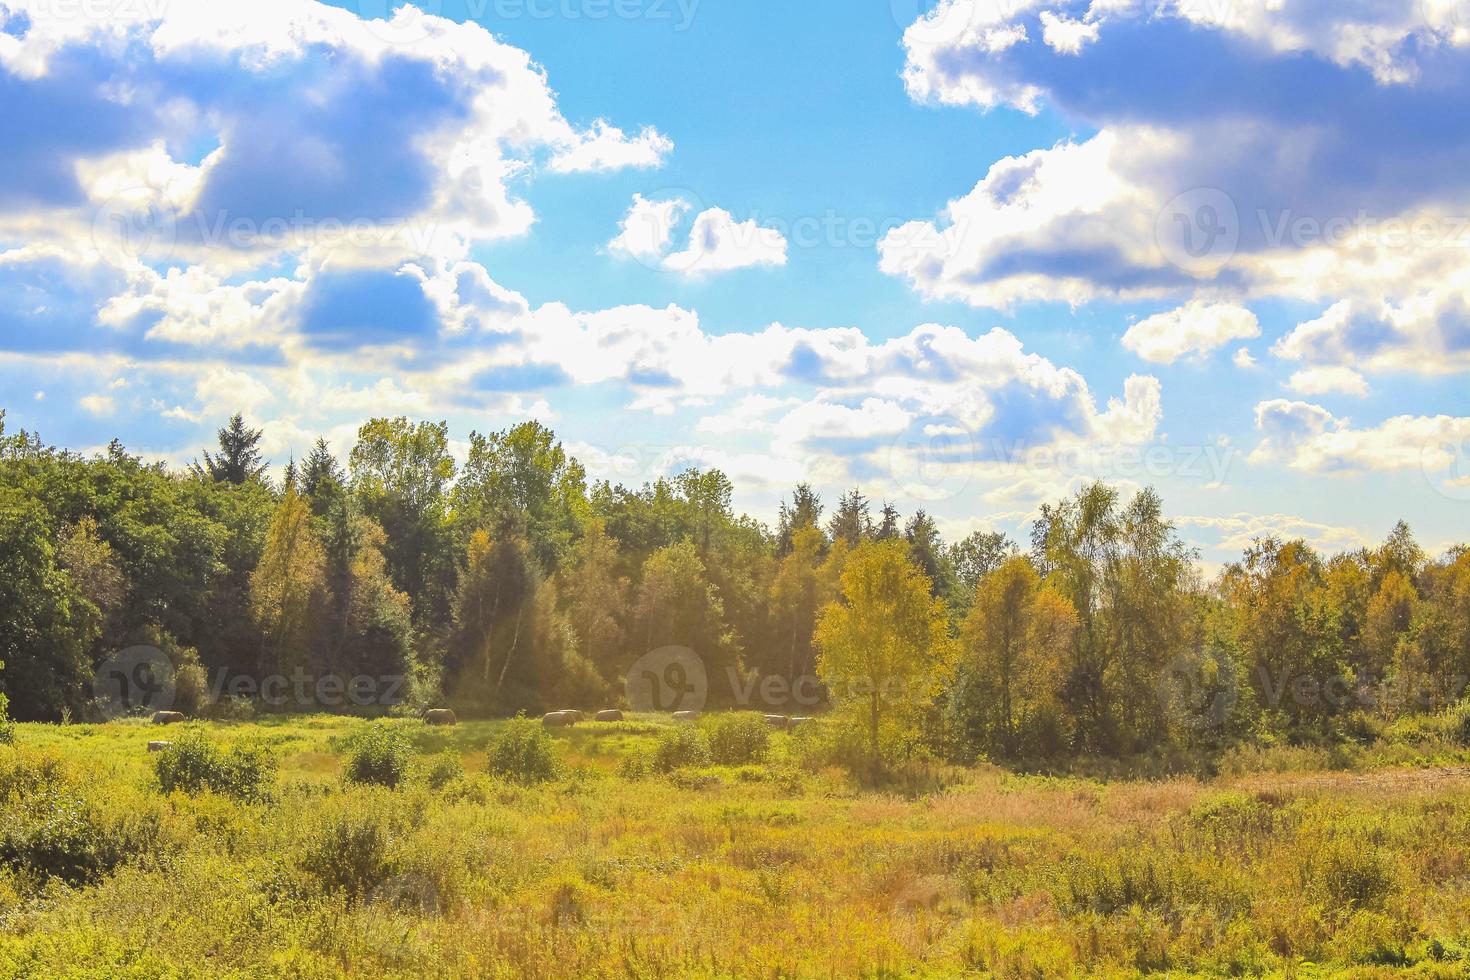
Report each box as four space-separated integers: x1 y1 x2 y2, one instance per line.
1286 366 1371 398
1122 301 1260 364
0 0 669 364
886 0 1470 378
609 196 788 275
1252 398 1470 475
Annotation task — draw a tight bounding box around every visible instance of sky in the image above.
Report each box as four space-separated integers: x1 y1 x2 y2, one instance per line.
2 0 1469 570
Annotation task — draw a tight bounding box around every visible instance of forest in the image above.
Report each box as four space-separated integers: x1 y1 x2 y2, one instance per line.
3 407 1468 772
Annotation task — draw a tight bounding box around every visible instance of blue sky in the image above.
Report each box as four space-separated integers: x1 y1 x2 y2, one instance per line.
2 0 1469 568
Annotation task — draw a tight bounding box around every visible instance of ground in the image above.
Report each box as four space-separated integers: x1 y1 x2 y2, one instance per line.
2 715 1470 978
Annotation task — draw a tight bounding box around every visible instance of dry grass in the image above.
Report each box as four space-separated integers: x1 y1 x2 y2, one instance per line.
2 716 1470 977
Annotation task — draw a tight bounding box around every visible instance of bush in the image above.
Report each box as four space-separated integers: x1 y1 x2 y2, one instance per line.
299 813 396 904
154 730 275 800
486 717 562 785
0 794 155 886
651 726 711 772
424 751 464 790
706 713 771 766
0 695 13 745
343 723 413 789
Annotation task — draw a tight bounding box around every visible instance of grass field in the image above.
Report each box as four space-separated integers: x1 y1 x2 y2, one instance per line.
4 715 1470 978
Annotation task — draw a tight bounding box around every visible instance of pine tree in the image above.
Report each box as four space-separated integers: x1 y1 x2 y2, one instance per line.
194 414 268 485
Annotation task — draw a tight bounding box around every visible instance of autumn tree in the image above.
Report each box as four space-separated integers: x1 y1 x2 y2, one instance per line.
250 488 327 675
814 538 954 769
958 555 1075 755
770 524 830 684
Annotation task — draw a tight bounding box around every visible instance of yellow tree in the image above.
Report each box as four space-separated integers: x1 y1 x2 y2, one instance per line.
814 538 954 767
961 555 1076 751
250 488 326 674
769 524 829 682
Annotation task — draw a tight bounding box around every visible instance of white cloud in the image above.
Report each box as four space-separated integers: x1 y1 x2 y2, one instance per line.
664 208 789 274
1039 11 1098 54
1286 366 1371 398
609 197 788 276
1122 301 1260 364
1233 348 1257 369
608 195 690 263
1252 398 1470 475
79 394 115 417
549 121 673 174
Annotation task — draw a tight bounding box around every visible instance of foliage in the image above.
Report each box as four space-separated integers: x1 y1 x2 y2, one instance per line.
486 717 563 784
342 723 413 788
299 811 396 904
153 729 275 799
814 538 954 768
706 713 771 765
651 725 712 772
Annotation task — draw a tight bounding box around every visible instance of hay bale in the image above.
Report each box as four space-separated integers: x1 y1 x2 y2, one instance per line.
147 740 173 753
672 710 701 722
542 710 578 728
594 709 623 722
422 708 458 727
151 711 186 725
763 714 790 730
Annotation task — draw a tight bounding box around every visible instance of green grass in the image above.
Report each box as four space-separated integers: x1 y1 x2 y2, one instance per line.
4 715 1470 977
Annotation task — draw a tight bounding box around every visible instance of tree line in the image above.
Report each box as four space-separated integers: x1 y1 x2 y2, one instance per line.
1 409 1467 765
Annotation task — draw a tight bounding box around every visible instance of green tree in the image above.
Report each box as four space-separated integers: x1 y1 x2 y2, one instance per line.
560 518 628 682
0 487 95 719
350 418 455 624
827 488 872 549
193 414 268 485
452 421 586 573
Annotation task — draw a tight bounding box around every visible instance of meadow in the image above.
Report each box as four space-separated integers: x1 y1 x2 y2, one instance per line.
4 714 1470 978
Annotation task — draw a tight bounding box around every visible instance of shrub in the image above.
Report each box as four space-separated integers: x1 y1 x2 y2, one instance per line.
486 717 562 785
706 713 771 766
0 794 156 886
0 696 13 746
424 751 464 790
154 730 275 800
651 726 711 772
343 724 413 789
299 813 396 904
